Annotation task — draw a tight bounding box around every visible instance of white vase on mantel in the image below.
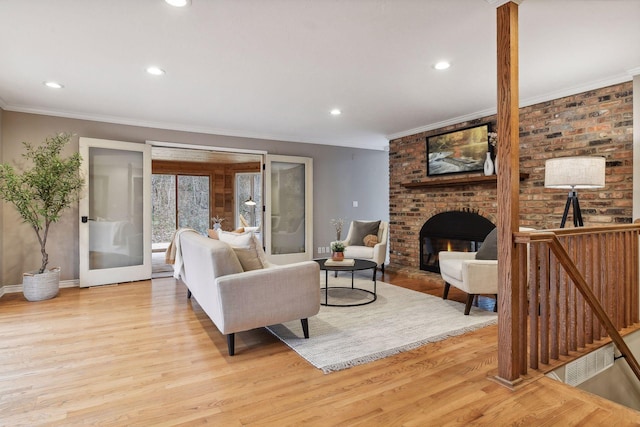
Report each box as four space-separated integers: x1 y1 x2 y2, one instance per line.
483 152 494 176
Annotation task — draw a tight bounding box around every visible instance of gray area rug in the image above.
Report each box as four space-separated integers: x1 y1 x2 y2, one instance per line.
266 276 498 373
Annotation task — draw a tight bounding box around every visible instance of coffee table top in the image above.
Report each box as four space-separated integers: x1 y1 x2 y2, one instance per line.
314 258 377 271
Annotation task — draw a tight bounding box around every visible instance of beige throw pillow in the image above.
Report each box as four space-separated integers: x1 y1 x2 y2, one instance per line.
207 229 219 239
232 236 265 271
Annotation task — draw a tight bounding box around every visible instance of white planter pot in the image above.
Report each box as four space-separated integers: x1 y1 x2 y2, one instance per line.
22 267 60 301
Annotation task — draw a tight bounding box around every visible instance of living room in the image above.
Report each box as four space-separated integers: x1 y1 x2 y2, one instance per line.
2 0 640 424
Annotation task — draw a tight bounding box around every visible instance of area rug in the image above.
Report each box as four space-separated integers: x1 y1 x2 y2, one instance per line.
266 276 497 373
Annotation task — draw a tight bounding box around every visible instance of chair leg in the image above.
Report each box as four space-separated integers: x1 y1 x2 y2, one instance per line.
443 282 451 300
227 333 235 356
494 294 498 312
187 289 192 299
464 294 474 315
301 318 309 339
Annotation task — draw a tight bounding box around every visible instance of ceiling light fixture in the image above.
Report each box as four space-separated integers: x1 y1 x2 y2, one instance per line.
165 0 191 7
330 109 342 116
146 66 166 76
44 81 64 89
434 61 451 70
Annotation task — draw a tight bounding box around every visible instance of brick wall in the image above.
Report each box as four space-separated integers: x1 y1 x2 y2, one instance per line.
388 81 633 272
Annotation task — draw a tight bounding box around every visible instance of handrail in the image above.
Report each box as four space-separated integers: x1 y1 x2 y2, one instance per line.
515 227 640 383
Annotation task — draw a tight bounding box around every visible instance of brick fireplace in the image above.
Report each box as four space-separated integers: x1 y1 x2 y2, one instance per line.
388 81 633 274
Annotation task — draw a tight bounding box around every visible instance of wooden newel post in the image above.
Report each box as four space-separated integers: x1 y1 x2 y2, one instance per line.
496 0 523 386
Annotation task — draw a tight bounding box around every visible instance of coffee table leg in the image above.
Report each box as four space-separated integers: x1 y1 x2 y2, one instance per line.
351 270 355 289
373 266 377 296
325 269 329 305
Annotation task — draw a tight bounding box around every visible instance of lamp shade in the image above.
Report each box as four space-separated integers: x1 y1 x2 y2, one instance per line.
244 196 256 206
544 156 606 189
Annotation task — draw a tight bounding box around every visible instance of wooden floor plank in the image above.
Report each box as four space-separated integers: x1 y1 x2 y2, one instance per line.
1 272 639 425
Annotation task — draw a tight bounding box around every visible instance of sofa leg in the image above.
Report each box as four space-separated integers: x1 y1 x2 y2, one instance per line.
227 334 235 356
464 294 474 315
301 318 310 339
187 289 192 299
443 282 451 300
493 294 498 312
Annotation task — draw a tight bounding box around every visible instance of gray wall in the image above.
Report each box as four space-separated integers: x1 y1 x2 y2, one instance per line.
0 111 389 287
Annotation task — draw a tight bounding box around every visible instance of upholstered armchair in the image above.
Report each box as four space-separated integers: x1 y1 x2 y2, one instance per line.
438 227 534 315
341 220 388 272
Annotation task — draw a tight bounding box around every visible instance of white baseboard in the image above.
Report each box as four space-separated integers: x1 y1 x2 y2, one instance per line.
1 279 79 296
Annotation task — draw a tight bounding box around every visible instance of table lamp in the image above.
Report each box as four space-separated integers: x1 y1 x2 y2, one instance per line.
544 156 605 228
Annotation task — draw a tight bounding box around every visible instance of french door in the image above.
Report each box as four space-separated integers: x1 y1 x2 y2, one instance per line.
264 155 313 264
79 138 152 287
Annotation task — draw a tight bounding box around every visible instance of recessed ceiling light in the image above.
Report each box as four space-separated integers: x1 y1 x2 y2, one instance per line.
330 109 342 116
146 66 166 76
44 81 64 89
165 0 190 6
434 61 451 70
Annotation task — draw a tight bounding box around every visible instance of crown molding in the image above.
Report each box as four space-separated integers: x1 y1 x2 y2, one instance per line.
387 72 632 142
2 104 387 151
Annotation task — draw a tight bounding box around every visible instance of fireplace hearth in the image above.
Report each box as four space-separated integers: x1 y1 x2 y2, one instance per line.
420 210 495 273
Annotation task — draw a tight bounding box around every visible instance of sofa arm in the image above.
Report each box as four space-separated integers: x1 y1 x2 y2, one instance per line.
214 261 320 334
461 260 498 294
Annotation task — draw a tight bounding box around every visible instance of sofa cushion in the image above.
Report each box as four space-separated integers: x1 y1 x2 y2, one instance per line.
233 237 265 271
344 245 374 259
218 230 253 248
475 228 498 260
350 220 381 246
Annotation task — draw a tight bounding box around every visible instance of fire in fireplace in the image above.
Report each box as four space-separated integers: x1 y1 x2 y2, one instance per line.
420 210 495 273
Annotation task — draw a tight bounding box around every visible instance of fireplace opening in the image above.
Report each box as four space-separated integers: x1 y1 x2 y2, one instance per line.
420 210 495 273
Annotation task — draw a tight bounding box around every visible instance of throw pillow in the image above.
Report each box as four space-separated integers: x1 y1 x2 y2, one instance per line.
363 234 378 247
233 237 265 271
233 227 245 233
350 220 381 246
207 229 219 239
218 230 253 248
475 227 498 260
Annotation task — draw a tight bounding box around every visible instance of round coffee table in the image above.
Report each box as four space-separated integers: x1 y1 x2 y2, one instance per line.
314 258 377 307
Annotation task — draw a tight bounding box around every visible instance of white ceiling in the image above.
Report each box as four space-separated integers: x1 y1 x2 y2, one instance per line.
0 0 638 151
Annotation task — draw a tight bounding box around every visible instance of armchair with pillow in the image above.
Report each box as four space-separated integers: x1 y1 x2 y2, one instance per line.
339 220 388 272
438 226 534 315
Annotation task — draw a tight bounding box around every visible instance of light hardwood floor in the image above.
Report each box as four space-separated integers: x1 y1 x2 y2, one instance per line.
1 272 639 426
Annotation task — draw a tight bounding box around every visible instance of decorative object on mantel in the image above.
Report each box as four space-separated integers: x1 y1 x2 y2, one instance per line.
330 241 345 261
0 133 84 301
330 217 345 241
488 131 498 174
483 152 494 176
544 156 606 228
211 215 225 230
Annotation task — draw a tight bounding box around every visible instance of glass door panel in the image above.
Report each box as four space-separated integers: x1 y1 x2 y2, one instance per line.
79 138 151 287
177 175 210 234
265 155 313 264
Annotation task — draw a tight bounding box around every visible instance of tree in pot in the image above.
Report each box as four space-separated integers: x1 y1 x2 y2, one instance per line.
0 133 84 301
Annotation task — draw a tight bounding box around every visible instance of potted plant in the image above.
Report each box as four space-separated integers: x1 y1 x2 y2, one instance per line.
0 133 84 301
331 241 345 261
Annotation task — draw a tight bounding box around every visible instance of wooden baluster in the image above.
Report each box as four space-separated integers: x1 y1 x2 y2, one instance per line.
540 242 550 365
529 242 539 369
576 234 585 349
518 243 528 374
584 233 594 345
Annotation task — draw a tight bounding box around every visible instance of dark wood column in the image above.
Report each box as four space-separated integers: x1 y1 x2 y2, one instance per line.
496 0 522 385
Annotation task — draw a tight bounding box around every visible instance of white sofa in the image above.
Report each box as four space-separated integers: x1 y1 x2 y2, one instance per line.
177 230 320 355
341 220 388 272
